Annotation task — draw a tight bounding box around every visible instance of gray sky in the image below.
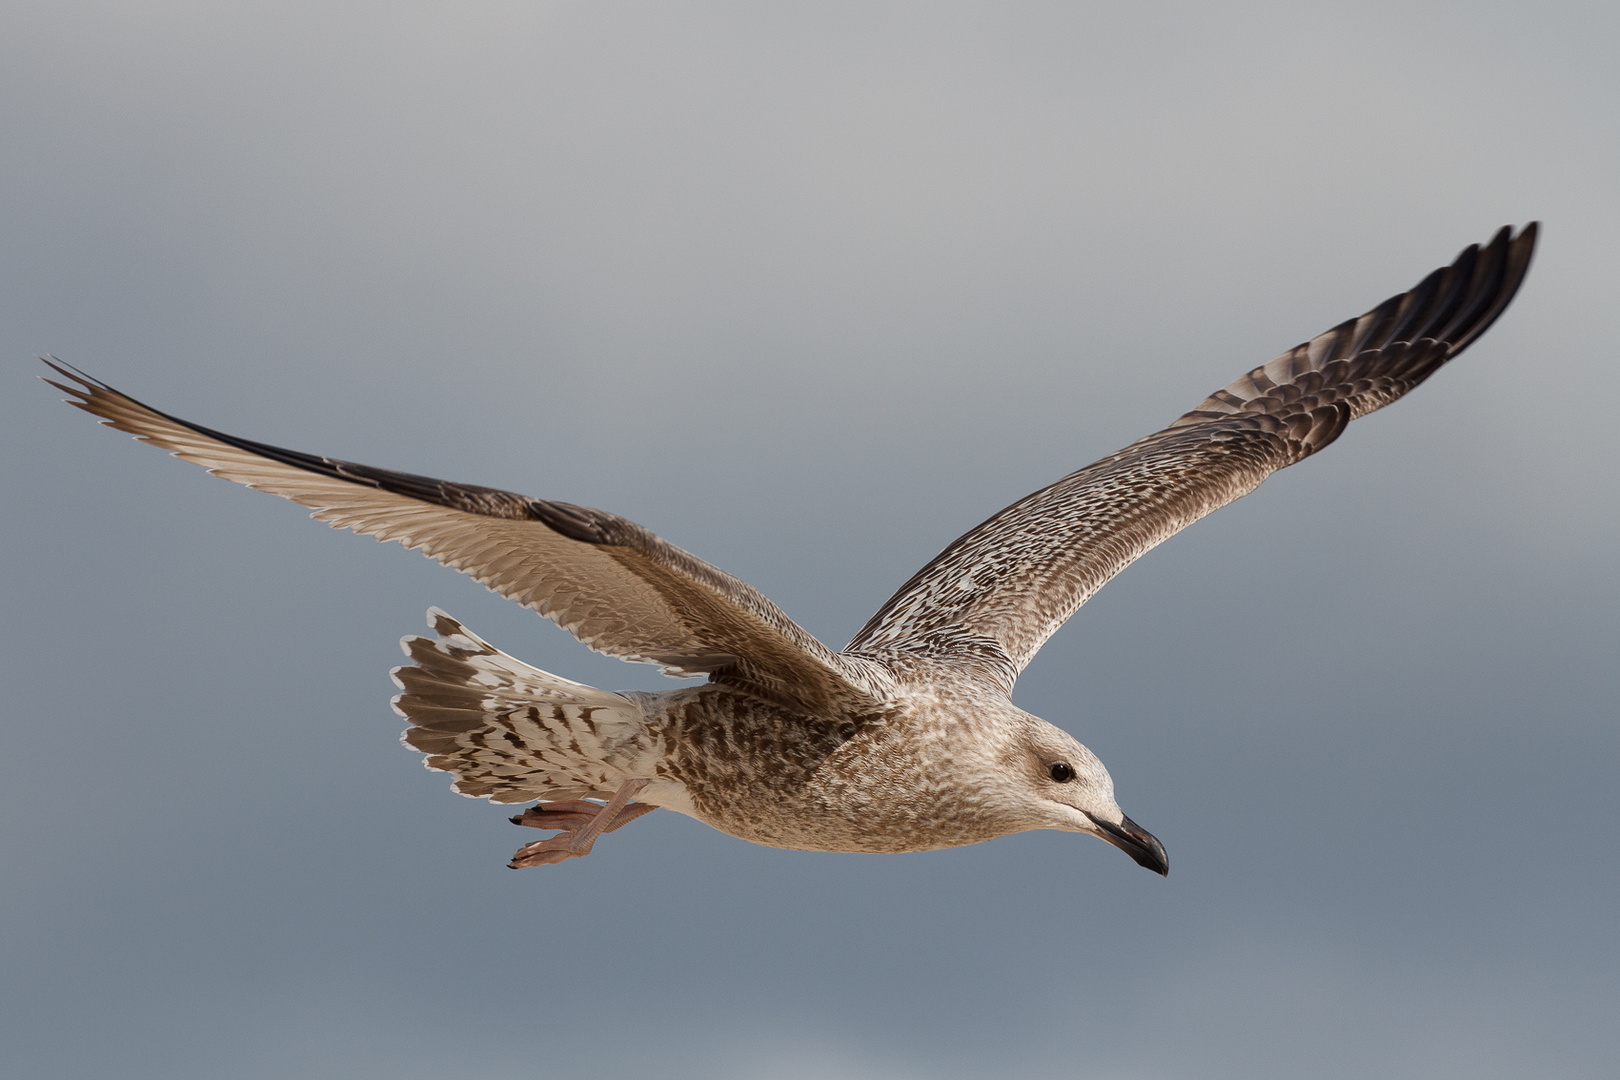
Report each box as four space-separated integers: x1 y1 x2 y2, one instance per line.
3 3 1617 1077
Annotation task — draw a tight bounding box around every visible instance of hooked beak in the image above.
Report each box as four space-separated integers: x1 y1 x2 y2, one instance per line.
1084 811 1169 876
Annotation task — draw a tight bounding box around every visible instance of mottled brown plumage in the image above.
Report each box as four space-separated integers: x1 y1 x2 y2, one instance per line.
45 224 1537 875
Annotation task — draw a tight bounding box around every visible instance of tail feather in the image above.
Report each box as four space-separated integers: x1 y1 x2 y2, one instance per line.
390 608 651 804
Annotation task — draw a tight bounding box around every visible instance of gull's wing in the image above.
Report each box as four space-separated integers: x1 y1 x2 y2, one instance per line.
846 224 1538 695
46 363 889 715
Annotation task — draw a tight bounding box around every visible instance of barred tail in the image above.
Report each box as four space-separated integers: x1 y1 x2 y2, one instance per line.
389 608 650 804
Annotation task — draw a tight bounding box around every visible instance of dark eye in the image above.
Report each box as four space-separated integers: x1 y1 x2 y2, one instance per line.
1049 761 1075 783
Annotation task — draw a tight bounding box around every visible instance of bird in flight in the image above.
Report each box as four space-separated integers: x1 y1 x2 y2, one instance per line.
47 224 1537 874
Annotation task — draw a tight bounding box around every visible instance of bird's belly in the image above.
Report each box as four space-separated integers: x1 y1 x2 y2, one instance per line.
691 798 1015 854
648 687 1013 854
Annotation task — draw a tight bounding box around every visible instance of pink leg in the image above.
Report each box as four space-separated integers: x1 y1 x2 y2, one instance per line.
510 800 655 835
507 779 651 869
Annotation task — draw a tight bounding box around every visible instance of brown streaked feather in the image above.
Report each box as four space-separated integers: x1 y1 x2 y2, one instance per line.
390 608 646 804
45 362 887 715
845 224 1537 694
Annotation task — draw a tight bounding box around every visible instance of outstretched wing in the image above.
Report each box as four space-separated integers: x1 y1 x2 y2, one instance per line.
846 224 1538 695
47 363 888 715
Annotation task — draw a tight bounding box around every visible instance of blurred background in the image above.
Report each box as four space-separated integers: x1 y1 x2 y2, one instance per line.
3 3 1616 1077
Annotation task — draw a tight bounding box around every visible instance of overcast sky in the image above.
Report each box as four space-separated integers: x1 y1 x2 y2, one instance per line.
3 3 1617 1078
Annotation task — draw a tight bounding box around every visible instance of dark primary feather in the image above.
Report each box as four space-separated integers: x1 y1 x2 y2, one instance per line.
845 224 1538 694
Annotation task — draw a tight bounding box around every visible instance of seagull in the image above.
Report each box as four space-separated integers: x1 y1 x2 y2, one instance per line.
46 223 1537 875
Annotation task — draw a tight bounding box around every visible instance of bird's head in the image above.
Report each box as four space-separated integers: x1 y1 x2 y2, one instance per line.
1010 718 1168 876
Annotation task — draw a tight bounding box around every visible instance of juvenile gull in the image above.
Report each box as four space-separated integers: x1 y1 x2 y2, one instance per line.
46 224 1537 874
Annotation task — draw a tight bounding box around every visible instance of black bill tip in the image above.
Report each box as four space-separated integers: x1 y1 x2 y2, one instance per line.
1086 811 1169 877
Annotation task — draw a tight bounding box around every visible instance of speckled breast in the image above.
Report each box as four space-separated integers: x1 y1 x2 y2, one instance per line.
648 684 1017 853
